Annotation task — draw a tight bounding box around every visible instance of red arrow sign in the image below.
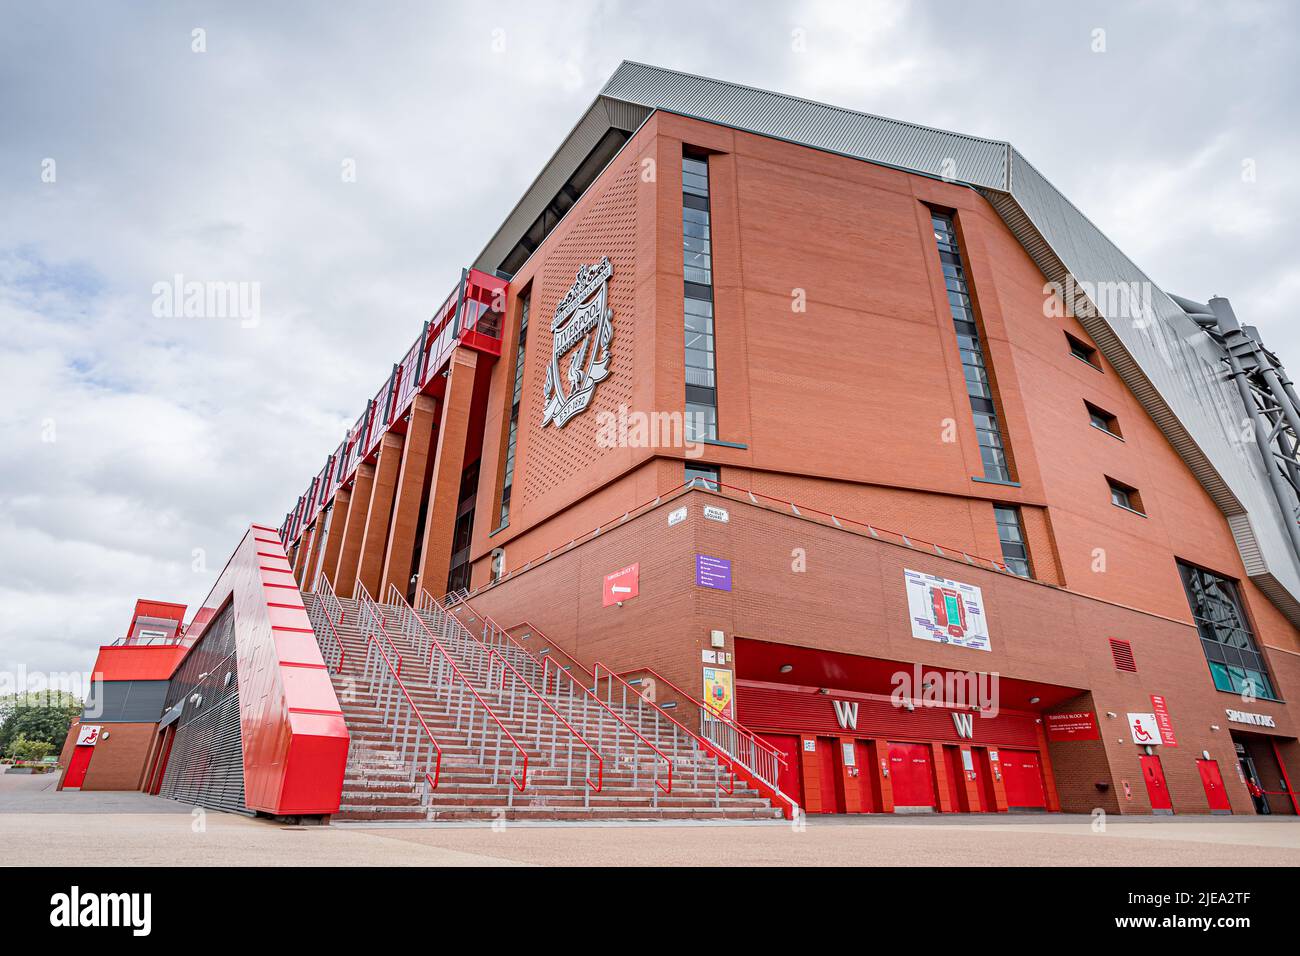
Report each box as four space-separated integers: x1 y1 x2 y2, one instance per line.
603 564 639 607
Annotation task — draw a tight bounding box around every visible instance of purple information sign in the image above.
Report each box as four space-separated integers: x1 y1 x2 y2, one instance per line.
695 554 732 591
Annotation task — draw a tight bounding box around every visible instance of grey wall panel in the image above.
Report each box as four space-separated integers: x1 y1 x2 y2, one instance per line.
82 680 169 723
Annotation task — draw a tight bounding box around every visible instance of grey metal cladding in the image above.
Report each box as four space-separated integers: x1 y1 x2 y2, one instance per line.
82 679 169 723
472 96 651 273
995 150 1300 613
600 61 1010 188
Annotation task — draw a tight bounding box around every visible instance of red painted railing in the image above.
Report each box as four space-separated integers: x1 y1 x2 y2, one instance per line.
280 268 506 546
396 587 604 795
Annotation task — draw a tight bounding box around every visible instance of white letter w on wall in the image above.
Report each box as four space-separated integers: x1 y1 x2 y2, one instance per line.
832 700 859 730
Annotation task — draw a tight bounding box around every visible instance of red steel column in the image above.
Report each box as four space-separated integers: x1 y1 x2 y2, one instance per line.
355 432 405 599
293 519 317 586
380 394 439 599
415 348 478 597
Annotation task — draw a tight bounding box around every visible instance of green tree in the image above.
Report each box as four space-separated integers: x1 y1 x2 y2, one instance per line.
11 735 55 762
0 693 81 756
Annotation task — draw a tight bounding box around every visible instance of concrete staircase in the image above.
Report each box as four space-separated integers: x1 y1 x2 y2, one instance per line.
307 588 783 823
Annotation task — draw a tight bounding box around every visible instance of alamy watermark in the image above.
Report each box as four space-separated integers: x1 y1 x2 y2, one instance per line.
151 274 261 328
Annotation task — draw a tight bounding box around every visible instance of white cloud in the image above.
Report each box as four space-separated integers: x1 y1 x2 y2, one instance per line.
1 1 1297 685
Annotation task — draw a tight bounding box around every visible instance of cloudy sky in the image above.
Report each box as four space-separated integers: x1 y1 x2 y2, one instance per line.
3 0 1297 689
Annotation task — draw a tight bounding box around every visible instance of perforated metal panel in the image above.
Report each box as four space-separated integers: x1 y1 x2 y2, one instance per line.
158 601 246 814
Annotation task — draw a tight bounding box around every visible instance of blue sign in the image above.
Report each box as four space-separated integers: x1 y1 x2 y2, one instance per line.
695 554 732 591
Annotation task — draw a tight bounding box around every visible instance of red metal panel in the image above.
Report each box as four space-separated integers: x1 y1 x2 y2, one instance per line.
90 644 191 682
1000 750 1047 808
182 525 349 815
763 733 804 809
1196 759 1231 812
63 746 94 790
887 742 936 808
1140 755 1173 811
816 736 844 813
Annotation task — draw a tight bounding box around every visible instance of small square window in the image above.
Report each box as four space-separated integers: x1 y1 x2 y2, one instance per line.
1085 401 1122 438
685 463 719 491
1107 477 1144 514
1066 332 1100 369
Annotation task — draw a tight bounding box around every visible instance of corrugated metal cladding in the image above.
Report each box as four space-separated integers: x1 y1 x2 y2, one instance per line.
158 601 246 814
81 680 168 723
471 60 1300 619
602 61 1010 188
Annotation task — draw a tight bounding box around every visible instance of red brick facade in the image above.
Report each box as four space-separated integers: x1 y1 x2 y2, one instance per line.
445 112 1300 816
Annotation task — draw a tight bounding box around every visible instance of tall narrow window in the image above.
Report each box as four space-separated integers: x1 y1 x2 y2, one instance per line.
931 212 1011 482
498 293 529 527
683 153 717 442
993 505 1031 577
1178 561 1278 700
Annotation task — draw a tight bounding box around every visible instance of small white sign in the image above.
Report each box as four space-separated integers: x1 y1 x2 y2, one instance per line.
668 506 688 527
701 649 717 664
1128 712 1160 745
76 725 102 747
842 742 856 766
703 505 729 523
803 739 816 752
1225 708 1276 728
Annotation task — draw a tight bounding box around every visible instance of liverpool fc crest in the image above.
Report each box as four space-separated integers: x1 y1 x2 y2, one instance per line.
541 257 614 429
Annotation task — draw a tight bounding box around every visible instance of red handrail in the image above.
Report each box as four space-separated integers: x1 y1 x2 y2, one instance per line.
308 595 347 675
443 599 676 795
383 591 531 792
409 592 603 795
366 626 443 792
592 661 735 794
355 583 403 678
618 664 786 769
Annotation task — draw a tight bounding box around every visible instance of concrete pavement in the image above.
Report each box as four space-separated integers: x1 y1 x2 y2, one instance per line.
3 778 1299 866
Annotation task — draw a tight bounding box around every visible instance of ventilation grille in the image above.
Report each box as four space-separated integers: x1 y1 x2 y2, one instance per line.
1109 638 1137 673
158 601 246 814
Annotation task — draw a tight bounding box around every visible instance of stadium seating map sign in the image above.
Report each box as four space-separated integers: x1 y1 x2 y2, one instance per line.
903 569 991 652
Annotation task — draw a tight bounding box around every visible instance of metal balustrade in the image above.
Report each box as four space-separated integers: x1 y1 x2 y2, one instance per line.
305 592 347 675
622 665 790 803
452 601 797 817
388 586 603 798
313 570 345 624
356 621 443 800
364 586 530 796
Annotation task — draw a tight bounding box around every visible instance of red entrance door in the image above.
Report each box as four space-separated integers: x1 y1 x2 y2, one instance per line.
816 736 845 813
63 745 94 790
1140 754 1173 812
1196 759 1231 813
762 734 803 810
1001 750 1047 809
888 742 936 810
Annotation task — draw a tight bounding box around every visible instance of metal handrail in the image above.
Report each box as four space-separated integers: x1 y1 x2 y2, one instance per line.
620 664 788 776
592 661 735 795
304 592 347 675
437 594 673 796
379 589 531 793
355 583 403 678
313 569 344 625
361 621 443 795
391 587 603 795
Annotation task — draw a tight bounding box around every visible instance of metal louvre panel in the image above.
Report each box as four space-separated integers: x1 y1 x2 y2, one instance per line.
158 691 245 813
158 601 247 814
600 61 1009 188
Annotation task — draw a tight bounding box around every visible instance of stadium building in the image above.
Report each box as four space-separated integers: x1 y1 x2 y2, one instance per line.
60 63 1300 820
